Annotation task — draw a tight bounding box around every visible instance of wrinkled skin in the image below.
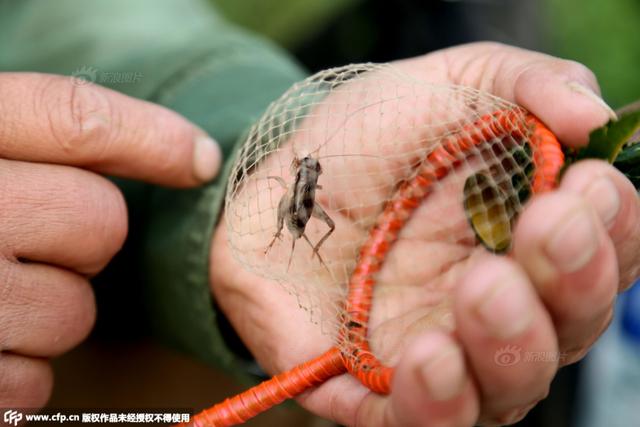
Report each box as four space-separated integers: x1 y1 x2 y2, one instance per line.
211 42 640 427
0 73 221 407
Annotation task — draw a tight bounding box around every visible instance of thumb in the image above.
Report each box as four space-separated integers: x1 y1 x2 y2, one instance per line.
428 42 617 147
0 73 222 187
513 62 617 147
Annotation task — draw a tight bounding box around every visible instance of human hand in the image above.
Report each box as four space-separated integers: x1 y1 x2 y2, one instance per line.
210 42 639 426
0 73 221 407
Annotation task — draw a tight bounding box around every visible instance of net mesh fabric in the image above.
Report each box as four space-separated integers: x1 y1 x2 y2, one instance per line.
224 63 539 366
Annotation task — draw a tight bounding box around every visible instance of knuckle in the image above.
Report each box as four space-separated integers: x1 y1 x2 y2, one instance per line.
0 356 53 407
553 59 598 87
83 179 128 271
47 276 97 355
99 179 128 250
613 184 640 243
25 364 54 408
0 259 19 307
0 261 96 356
38 75 118 159
0 263 20 351
0 75 21 148
62 174 128 272
143 112 195 181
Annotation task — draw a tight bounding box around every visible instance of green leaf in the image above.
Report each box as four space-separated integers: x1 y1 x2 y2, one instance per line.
574 110 640 163
614 138 640 163
614 140 640 188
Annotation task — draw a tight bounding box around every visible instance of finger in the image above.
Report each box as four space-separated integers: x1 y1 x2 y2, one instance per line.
0 353 52 407
559 160 640 290
512 60 615 147
0 160 127 275
365 331 479 427
0 72 221 186
513 191 618 363
454 256 557 425
0 260 95 357
427 42 616 147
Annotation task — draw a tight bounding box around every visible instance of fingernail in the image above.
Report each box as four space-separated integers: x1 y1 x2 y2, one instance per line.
544 209 599 273
193 133 222 182
476 278 534 339
567 81 618 121
417 344 466 401
584 176 620 229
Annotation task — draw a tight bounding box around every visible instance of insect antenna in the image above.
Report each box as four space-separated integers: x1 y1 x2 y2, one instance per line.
295 95 407 159
316 153 385 161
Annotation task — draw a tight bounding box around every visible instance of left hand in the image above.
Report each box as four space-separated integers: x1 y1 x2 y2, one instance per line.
210 42 639 426
0 73 221 408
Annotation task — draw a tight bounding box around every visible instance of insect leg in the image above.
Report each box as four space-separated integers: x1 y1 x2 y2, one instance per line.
265 194 288 254
302 233 330 273
287 238 296 272
310 203 335 260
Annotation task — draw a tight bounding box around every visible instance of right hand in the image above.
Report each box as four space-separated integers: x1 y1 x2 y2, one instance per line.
210 43 639 426
0 73 221 407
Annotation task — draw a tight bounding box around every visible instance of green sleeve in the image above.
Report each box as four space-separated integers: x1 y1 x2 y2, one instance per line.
0 0 306 372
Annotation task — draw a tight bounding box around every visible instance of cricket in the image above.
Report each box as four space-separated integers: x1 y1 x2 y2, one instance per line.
261 95 408 273
264 155 335 272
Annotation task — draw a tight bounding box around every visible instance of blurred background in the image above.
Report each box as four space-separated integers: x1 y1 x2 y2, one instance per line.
48 0 640 426
211 0 640 108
